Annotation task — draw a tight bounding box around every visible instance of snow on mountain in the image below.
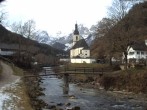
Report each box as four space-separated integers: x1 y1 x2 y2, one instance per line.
34 24 97 51
35 31 57 45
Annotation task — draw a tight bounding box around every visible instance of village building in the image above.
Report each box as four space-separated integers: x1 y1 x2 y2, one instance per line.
70 24 95 63
124 40 147 63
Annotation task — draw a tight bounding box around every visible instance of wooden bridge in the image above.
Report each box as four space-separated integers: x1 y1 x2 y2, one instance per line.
24 66 108 94
24 67 106 77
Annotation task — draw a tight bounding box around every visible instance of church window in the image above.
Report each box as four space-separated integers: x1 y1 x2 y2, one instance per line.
76 36 78 41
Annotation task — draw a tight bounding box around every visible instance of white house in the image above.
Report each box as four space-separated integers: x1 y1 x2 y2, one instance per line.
70 24 96 63
126 40 147 63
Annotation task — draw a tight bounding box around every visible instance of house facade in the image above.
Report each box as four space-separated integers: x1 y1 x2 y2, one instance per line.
70 24 95 63
126 40 147 63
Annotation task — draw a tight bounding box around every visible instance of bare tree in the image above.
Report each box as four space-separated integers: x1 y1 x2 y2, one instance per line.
11 21 24 35
92 1 146 68
105 0 134 69
0 0 8 25
11 20 37 39
107 0 134 22
23 20 36 39
10 20 38 64
95 18 115 38
0 11 7 24
108 4 147 69
91 18 116 65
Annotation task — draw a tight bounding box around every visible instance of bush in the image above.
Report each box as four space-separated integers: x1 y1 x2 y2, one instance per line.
135 64 145 69
100 68 147 93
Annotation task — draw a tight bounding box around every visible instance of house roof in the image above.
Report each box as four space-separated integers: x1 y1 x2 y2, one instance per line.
72 39 89 49
0 43 39 54
131 41 147 51
0 43 19 50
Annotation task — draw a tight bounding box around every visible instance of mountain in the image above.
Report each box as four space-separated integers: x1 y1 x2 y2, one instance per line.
35 31 57 45
35 24 97 51
52 42 66 50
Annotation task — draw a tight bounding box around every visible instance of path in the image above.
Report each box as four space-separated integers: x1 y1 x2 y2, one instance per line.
0 61 33 110
0 61 19 88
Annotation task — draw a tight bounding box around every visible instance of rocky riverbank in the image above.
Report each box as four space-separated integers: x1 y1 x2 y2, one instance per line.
68 68 147 94
23 67 147 110
23 70 47 110
23 70 81 110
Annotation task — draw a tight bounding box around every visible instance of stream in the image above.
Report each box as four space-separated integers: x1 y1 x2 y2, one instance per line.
39 67 147 110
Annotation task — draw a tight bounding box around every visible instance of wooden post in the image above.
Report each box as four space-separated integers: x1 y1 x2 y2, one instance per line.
45 69 46 75
63 73 69 95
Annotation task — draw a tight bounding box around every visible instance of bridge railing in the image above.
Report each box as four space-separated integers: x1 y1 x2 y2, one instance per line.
63 67 105 74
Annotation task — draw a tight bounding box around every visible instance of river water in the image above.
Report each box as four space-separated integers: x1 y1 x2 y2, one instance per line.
39 68 147 110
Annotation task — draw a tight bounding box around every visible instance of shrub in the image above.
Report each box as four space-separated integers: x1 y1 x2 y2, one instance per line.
99 68 147 93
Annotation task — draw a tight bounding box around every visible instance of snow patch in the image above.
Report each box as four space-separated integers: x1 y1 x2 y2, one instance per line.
0 79 21 110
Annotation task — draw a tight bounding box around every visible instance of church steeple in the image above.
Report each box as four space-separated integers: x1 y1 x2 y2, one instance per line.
72 23 81 46
74 23 79 35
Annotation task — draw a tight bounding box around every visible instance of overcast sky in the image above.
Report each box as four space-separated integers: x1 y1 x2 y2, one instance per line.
1 0 112 36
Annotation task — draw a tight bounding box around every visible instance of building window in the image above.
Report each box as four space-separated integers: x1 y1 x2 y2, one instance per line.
141 52 144 55
137 51 140 54
129 52 134 55
76 36 78 41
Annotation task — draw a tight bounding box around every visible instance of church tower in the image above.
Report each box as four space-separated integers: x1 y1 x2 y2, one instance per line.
73 23 80 46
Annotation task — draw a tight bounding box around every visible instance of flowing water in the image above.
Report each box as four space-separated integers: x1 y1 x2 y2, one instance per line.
39 67 147 110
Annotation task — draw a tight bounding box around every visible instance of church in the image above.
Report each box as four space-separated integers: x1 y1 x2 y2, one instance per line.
70 24 96 63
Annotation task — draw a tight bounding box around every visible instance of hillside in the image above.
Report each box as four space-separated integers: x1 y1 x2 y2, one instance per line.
0 24 66 66
91 2 147 59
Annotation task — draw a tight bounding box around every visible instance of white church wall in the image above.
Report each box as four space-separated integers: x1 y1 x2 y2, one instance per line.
70 49 74 58
81 49 90 58
70 47 83 58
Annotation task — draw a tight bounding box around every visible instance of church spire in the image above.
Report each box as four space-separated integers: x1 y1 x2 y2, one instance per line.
74 23 79 35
